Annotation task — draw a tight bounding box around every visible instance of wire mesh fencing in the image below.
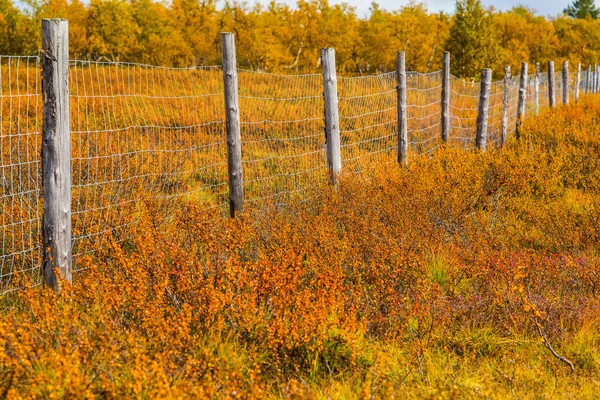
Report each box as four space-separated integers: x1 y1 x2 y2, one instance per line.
506 75 520 134
0 56 43 293
238 70 326 207
0 55 596 294
538 73 551 110
69 61 227 264
449 75 480 148
406 71 443 155
579 69 588 95
338 72 398 174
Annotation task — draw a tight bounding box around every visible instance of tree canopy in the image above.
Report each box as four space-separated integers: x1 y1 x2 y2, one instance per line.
445 0 500 78
5 0 600 77
564 0 600 19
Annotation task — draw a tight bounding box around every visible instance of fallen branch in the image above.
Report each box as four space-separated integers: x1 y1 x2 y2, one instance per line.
534 320 574 373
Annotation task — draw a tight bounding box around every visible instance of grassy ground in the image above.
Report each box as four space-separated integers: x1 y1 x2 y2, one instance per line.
0 96 599 398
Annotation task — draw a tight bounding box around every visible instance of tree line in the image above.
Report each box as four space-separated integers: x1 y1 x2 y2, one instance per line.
5 0 600 78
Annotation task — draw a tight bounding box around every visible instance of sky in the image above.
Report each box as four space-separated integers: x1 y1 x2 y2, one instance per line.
265 0 569 18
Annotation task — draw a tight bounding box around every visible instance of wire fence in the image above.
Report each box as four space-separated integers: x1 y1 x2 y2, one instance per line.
339 72 397 174
69 62 227 266
0 54 596 294
0 56 42 293
406 71 443 154
238 70 325 207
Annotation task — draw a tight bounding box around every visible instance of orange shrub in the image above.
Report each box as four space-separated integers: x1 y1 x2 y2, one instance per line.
0 96 599 398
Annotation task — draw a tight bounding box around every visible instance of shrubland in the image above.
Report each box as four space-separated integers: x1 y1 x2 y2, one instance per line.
0 97 599 398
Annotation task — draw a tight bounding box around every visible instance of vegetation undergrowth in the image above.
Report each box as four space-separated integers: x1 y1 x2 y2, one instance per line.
1 96 600 398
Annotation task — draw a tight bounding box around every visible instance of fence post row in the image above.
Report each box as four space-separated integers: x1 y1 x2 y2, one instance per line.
322 48 342 184
475 68 491 151
575 63 581 102
33 24 598 291
396 51 408 165
548 61 556 108
41 19 72 292
562 61 569 105
516 62 528 139
441 52 451 143
535 62 540 116
221 33 244 218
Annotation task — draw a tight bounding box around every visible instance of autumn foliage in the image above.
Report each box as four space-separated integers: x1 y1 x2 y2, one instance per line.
0 94 598 397
0 0 595 77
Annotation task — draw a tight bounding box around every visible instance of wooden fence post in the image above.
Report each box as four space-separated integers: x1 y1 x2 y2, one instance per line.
516 62 528 139
322 48 342 183
562 61 569 105
575 63 581 102
476 68 491 151
500 66 510 146
396 51 408 165
41 19 71 291
441 52 450 143
548 61 556 107
221 32 244 218
535 62 540 116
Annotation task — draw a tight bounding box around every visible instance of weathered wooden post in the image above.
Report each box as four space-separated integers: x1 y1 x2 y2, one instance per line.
441 52 450 143
42 19 72 291
476 68 491 151
396 51 408 165
534 62 540 115
574 63 581 102
516 62 528 139
548 61 556 108
221 32 244 217
322 48 342 183
562 61 569 105
500 66 511 146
